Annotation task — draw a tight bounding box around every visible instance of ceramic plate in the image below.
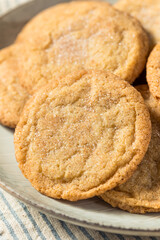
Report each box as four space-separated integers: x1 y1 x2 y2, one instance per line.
1 0 160 236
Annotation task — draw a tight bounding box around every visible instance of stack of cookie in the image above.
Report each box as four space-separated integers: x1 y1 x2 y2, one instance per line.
101 0 160 214
1 1 160 214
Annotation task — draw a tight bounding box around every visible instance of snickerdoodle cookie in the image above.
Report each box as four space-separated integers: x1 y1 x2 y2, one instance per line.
147 44 160 99
115 0 160 49
16 1 149 93
14 70 151 201
101 85 160 214
0 45 29 128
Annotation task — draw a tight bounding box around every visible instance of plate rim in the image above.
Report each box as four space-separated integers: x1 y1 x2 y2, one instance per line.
1 180 160 236
0 0 160 236
0 0 33 20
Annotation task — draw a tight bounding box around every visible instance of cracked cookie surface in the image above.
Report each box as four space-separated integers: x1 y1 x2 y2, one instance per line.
101 85 160 214
14 71 151 201
147 44 160 99
115 0 160 49
16 1 149 93
0 45 29 128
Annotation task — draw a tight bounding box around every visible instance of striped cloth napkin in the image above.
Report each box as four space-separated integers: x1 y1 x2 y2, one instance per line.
0 0 159 239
